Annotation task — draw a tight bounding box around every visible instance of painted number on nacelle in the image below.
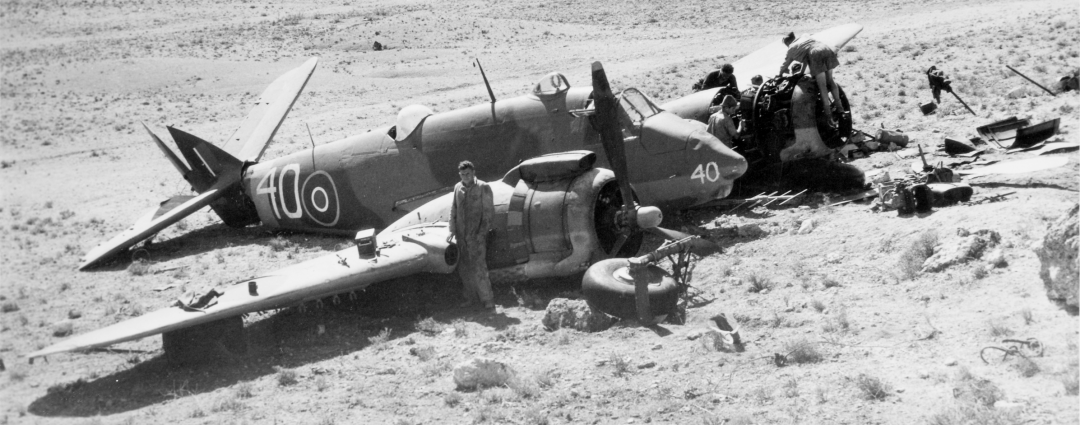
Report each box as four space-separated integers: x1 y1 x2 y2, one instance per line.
691 162 720 184
256 165 340 227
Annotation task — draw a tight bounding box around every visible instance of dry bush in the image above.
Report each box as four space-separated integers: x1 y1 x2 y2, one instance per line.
1019 308 1034 325
1 300 19 313
522 407 549 425
274 366 298 386
854 374 891 400
954 368 1003 407
784 339 824 364
609 353 631 377
234 381 255 399
821 277 842 289
210 395 244 413
443 391 462 407
822 309 852 333
368 327 392 346
409 345 437 361
268 236 290 252
897 230 939 279
451 319 468 338
414 316 444 336
746 274 773 293
314 375 330 391
988 321 1013 337
811 299 826 313
926 404 1021 425
971 264 989 280
783 378 800 398
1014 357 1040 378
535 368 560 389
508 375 540 399
1061 370 1079 395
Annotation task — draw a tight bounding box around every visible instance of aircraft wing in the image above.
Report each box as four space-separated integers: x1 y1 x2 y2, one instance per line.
222 57 318 162
78 177 238 270
32 224 456 359
732 23 863 89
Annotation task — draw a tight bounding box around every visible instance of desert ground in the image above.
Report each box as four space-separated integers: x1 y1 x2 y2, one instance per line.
1 0 1078 424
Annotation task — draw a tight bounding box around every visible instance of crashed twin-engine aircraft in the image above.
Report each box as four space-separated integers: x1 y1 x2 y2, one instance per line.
29 24 863 362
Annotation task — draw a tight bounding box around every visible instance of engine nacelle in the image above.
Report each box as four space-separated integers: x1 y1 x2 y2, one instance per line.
736 74 852 163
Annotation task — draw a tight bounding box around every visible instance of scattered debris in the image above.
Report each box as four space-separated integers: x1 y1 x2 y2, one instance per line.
980 338 1044 364
1035 204 1078 315
958 156 1069 177
1006 65 1057 97
926 65 977 115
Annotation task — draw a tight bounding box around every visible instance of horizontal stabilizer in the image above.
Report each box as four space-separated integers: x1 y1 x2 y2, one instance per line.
168 126 244 194
223 57 319 162
40 224 456 358
79 177 237 270
144 123 191 178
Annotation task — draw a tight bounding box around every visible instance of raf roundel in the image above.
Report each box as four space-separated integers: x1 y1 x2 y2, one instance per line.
302 171 340 227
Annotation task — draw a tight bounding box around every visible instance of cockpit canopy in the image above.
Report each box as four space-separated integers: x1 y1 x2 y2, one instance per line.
533 72 571 97
617 88 661 125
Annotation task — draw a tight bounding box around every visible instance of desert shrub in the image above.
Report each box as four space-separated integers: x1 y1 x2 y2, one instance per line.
368 327 392 346
988 321 1013 337
897 230 939 279
746 274 773 293
210 395 244 412
811 299 826 313
1061 370 1079 395
414 317 444 336
1019 308 1034 325
314 376 330 391
522 407 549 425
234 381 255 399
783 378 800 398
508 375 540 399
1014 357 1040 378
954 369 1003 407
451 319 468 337
268 237 290 252
609 353 631 377
854 374 891 400
1 301 19 313
535 368 560 388
927 404 1021 425
409 346 436 361
821 277 842 289
822 309 852 333
971 264 989 280
275 366 298 386
443 391 462 407
784 339 823 364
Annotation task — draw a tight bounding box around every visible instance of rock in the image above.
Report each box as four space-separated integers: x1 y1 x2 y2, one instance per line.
452 357 516 390
52 321 74 337
797 219 815 235
542 298 613 332
1006 86 1032 98
983 248 1007 268
993 400 1024 415
737 223 765 238
944 358 958 366
1035 204 1078 315
637 361 656 369
922 230 1000 273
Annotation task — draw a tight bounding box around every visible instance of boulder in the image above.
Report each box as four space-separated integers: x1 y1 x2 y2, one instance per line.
737 223 765 238
452 357 515 390
922 229 1000 273
541 298 612 332
1035 204 1078 315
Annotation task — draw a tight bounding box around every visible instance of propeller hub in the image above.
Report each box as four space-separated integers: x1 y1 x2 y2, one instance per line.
636 206 662 229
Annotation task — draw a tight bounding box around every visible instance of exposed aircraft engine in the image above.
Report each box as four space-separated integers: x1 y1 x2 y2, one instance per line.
735 74 852 164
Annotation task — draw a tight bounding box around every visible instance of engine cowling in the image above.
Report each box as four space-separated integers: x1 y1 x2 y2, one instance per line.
736 74 852 163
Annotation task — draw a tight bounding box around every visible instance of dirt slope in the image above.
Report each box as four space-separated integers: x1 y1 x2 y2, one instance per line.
1 0 1078 424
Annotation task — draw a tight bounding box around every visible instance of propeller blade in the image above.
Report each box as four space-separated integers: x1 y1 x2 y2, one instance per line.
647 227 721 256
608 234 628 258
591 62 635 217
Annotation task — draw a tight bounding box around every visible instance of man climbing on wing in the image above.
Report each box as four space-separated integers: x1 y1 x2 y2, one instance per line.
777 32 845 161
447 160 496 311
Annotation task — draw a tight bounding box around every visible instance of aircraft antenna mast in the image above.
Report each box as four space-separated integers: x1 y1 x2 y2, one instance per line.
474 58 496 104
306 123 316 167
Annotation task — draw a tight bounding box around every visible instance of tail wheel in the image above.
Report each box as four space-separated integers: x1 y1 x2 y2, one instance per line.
582 258 679 320
162 316 247 366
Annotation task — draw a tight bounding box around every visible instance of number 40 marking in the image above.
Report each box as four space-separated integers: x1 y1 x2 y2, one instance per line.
691 162 720 183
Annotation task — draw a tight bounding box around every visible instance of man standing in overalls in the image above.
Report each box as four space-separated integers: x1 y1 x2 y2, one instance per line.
447 161 496 310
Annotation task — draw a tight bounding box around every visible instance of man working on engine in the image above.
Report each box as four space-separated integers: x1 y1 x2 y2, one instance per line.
701 63 739 93
779 32 843 126
447 160 496 310
706 95 741 148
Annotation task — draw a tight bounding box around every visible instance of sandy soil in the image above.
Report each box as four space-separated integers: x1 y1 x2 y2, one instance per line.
1 0 1078 424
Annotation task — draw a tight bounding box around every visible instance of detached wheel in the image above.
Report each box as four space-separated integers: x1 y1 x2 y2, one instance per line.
162 316 247 366
582 258 679 321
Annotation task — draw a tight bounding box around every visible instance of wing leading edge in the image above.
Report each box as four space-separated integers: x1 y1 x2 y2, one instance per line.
32 224 457 359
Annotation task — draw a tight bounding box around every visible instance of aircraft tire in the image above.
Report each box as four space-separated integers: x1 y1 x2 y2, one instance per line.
582 258 679 321
162 315 247 366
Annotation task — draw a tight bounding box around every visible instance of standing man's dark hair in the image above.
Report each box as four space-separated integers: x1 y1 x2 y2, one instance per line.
458 160 474 171
721 63 734 74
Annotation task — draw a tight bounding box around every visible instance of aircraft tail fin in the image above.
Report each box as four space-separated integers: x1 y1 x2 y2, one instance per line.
222 57 318 162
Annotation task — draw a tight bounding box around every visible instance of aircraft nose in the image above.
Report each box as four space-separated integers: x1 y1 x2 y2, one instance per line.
687 129 747 181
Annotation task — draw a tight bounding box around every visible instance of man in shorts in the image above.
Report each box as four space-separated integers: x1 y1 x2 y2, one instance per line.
779 32 843 125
